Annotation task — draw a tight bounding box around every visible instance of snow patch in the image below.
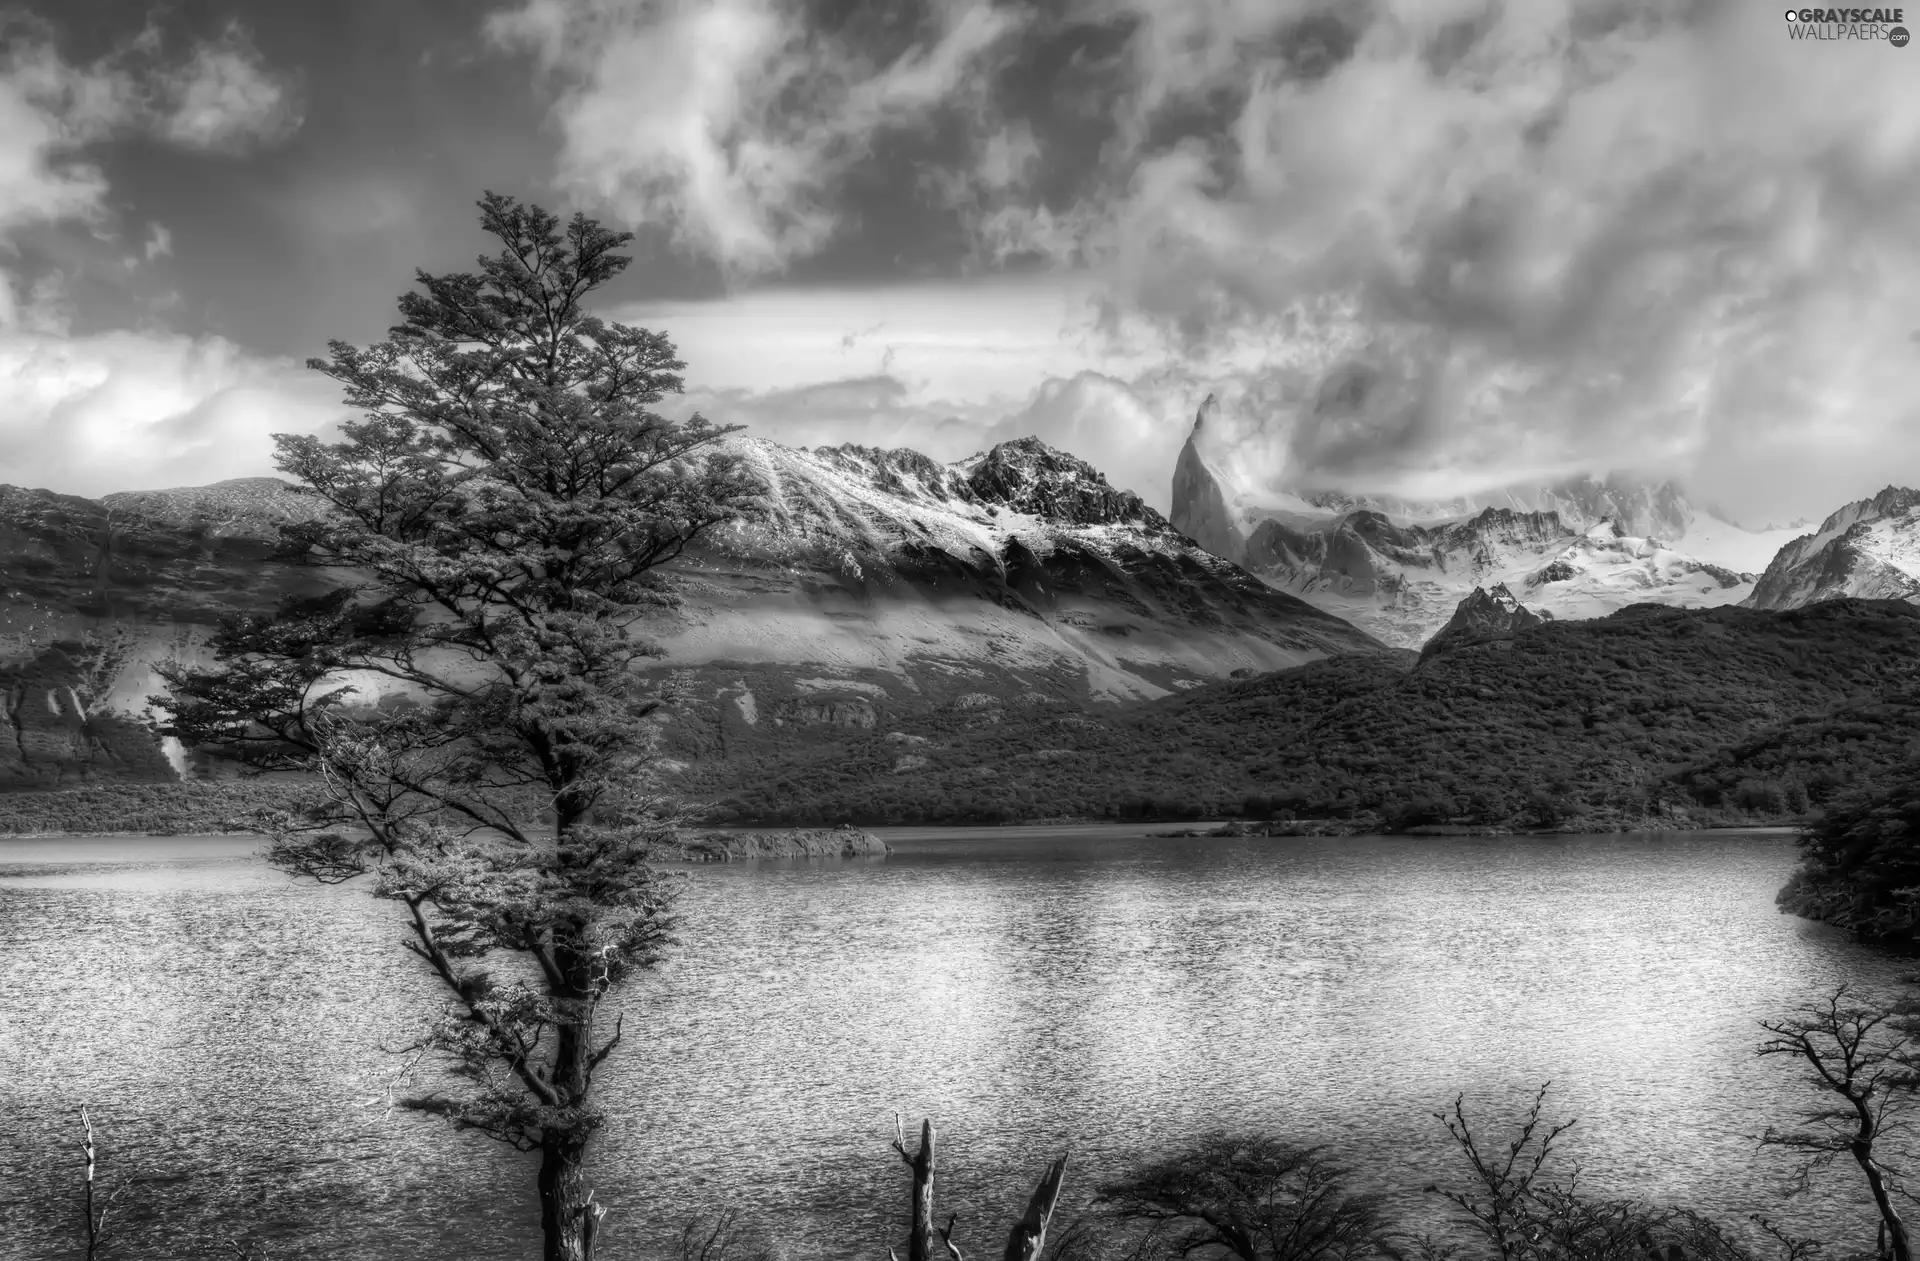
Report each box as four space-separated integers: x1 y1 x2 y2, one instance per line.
732 692 758 726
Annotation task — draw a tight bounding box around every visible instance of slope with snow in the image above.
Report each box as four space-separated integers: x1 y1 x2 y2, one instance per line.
1169 402 1771 648
1745 487 1920 610
638 435 1385 707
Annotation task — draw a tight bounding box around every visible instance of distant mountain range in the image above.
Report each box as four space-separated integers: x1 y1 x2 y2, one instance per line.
1170 395 1822 647
4 419 1919 809
0 436 1383 790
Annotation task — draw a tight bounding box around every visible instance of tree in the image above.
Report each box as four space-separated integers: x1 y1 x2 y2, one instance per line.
885 1116 1070 1261
1776 780 1920 950
156 192 762 1261
76 1106 129 1260
1426 1084 1769 1261
1428 1085 1574 1261
1759 987 1918 1261
1089 1133 1394 1261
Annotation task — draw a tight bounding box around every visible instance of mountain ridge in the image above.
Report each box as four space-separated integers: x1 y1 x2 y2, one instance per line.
0 434 1389 790
1745 486 1920 610
1168 400 1827 645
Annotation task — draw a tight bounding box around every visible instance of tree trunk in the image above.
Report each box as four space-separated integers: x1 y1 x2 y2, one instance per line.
1002 1154 1069 1261
543 925 602 1261
540 1132 594 1261
1853 1143 1912 1261
901 1118 936 1261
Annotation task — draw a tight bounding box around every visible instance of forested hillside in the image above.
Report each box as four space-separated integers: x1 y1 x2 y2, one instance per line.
675 599 1920 831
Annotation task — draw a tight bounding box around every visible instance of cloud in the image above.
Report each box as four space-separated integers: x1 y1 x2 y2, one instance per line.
488 0 1028 278
154 23 303 154
0 37 133 242
995 0 1920 519
609 273 1134 397
497 0 1920 520
0 29 330 497
142 221 171 261
0 329 341 496
665 365 1201 511
673 374 998 458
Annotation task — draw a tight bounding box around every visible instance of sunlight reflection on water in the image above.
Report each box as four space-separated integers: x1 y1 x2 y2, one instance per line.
0 828 1907 1260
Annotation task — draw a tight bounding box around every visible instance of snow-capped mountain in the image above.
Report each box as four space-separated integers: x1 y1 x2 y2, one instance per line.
0 436 1386 787
1171 398 1784 647
652 436 1381 707
1744 487 1920 610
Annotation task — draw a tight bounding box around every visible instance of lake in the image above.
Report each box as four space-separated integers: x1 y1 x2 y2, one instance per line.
0 827 1908 1259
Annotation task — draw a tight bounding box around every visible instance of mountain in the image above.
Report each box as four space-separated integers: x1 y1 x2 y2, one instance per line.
1169 400 1793 647
1224 500 1753 649
673 598 1920 831
1744 487 1920 610
0 437 1387 790
1419 583 1549 659
0 478 345 789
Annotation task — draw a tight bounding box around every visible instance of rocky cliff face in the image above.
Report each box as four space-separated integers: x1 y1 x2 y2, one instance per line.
958 437 1164 527
1169 396 1246 564
1745 487 1920 611
1 640 177 788
0 435 1393 789
0 478 356 787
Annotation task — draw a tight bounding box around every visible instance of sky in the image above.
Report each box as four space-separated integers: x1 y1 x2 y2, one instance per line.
2 0 1919 523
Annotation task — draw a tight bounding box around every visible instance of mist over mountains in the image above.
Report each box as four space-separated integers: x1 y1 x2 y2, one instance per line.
1169 394 1904 647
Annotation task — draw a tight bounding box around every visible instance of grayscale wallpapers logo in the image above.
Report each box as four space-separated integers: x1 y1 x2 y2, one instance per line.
1783 7 1910 40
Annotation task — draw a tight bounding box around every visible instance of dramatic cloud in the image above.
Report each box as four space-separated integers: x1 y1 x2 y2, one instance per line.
488 0 1027 277
485 0 1920 520
10 0 1917 524
1016 0 1920 519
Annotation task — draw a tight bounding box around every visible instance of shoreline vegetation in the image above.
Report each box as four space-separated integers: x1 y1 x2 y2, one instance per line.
0 780 1813 842
0 781 896 853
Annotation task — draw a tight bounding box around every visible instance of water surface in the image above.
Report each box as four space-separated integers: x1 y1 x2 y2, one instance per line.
0 827 1906 1259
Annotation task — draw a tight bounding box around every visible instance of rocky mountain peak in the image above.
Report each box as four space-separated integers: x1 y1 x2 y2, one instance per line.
1746 485 1920 611
811 444 981 507
1866 485 1920 517
1420 582 1551 659
1170 398 1243 562
962 437 1167 529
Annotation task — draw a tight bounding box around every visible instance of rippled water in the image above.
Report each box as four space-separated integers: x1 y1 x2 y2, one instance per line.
1 827 1910 1260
